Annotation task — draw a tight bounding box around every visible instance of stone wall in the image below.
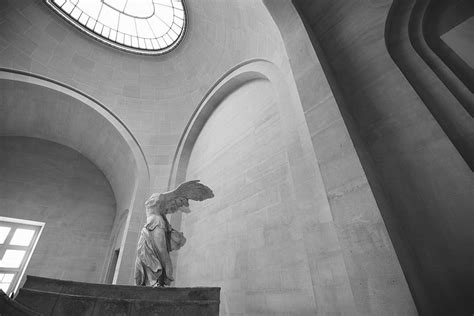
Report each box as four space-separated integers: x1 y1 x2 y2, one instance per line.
173 52 416 314
0 0 291 284
0 0 287 193
264 2 417 314
292 0 474 314
176 79 320 315
0 137 115 283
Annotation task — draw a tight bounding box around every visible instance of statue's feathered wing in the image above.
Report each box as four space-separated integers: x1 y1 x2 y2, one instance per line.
160 180 214 214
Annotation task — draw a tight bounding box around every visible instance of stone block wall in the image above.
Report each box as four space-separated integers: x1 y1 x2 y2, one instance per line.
0 0 291 284
176 79 319 315
291 0 474 314
0 0 287 194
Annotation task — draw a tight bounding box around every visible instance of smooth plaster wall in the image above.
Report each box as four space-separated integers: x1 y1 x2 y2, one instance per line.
0 137 115 283
293 0 474 314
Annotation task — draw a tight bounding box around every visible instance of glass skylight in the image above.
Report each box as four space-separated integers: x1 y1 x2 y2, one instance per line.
45 0 187 55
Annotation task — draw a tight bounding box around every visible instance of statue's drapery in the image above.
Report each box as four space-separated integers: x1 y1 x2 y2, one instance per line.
135 215 174 287
135 180 213 287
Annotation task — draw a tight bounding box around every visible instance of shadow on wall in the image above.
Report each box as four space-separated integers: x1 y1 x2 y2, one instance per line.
386 0 474 170
0 70 150 285
291 0 474 314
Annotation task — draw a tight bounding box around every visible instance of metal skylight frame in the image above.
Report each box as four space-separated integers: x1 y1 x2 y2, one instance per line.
44 0 187 55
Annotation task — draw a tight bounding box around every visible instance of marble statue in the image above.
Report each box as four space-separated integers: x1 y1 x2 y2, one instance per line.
135 180 214 287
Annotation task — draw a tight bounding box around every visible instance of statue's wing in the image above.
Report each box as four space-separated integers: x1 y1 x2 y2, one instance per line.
160 180 214 214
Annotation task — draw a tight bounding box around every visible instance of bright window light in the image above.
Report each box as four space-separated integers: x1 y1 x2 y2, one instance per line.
0 217 44 296
10 229 35 247
46 0 187 55
0 250 26 268
0 282 10 293
0 273 14 293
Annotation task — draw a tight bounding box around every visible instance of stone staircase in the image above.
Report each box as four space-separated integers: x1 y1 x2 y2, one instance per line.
0 276 220 315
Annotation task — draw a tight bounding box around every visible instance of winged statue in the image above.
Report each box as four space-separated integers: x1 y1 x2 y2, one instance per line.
135 180 214 287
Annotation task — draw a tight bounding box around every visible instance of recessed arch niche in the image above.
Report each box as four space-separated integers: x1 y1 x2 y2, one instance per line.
168 60 331 314
0 69 149 284
0 136 116 284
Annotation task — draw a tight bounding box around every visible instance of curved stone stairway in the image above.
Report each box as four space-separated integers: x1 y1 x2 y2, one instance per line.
0 276 220 315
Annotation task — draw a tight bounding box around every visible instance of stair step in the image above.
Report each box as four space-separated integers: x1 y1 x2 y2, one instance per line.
0 290 41 316
8 276 220 316
22 275 220 302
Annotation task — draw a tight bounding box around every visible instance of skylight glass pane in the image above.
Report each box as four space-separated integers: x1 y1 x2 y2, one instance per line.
77 1 102 20
94 22 103 33
118 13 137 36
154 0 172 8
175 16 183 28
86 18 96 30
175 9 184 21
136 19 154 38
164 33 172 45
174 2 183 11
124 0 154 18
71 7 81 19
171 23 180 37
124 34 132 46
131 36 139 48
101 25 109 37
104 0 127 12
145 39 153 49
10 228 35 246
0 250 26 268
109 29 117 40
98 4 120 29
47 0 186 54
157 6 174 28
138 38 146 49
78 13 89 25
62 1 74 14
116 32 125 44
148 15 169 37
157 37 166 48
0 227 11 244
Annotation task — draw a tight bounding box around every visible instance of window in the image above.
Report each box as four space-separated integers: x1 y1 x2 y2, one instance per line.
45 0 187 55
0 217 44 296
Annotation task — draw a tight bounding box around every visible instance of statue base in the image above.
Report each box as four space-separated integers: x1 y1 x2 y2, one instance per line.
5 276 220 316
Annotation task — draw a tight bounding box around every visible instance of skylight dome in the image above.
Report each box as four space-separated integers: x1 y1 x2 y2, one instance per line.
46 0 186 55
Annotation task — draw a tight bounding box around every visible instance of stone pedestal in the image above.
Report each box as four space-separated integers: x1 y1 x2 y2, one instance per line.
4 276 220 316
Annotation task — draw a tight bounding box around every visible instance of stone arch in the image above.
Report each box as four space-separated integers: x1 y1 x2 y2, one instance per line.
169 59 307 188
385 0 474 169
167 59 327 314
0 69 149 284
